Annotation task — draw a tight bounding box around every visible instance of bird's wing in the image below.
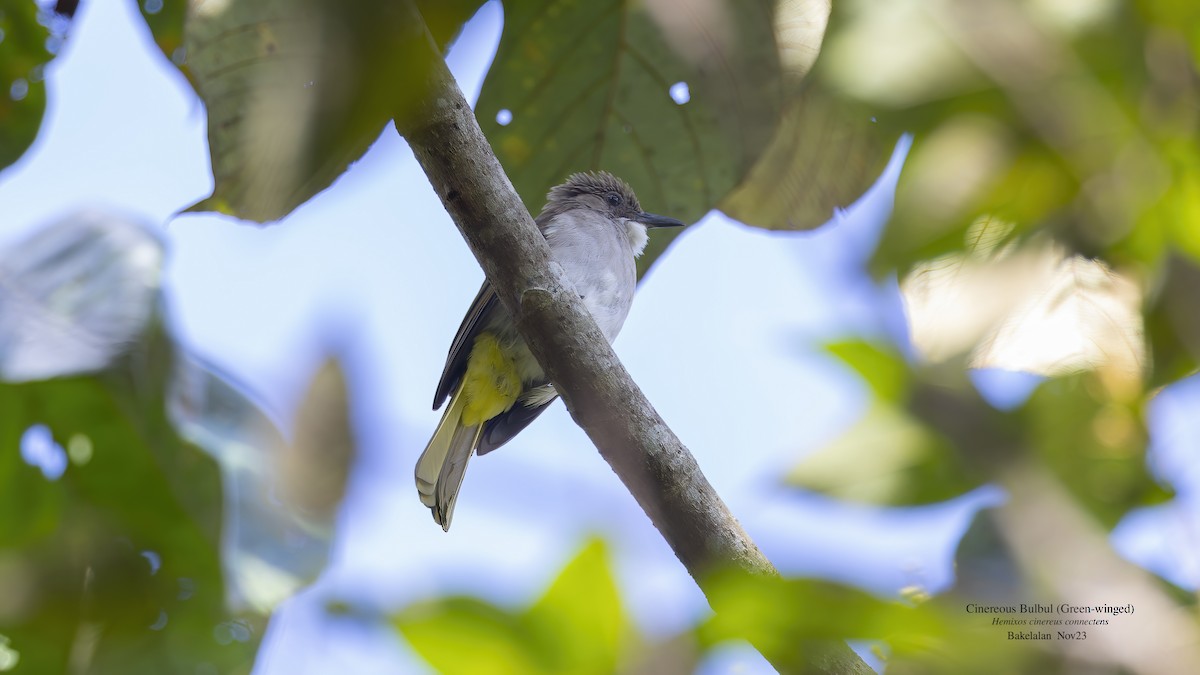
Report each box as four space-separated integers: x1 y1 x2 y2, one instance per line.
478 388 557 455
432 281 499 409
434 210 561 410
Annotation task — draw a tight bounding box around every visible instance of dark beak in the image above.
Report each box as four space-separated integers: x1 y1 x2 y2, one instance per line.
636 211 685 229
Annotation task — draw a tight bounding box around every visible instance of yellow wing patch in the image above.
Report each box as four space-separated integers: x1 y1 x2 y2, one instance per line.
461 333 522 426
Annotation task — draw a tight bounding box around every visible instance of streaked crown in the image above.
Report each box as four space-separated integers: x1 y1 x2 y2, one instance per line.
546 171 642 215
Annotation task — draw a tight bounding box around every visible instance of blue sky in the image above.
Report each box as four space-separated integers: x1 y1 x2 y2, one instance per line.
3 1 1195 673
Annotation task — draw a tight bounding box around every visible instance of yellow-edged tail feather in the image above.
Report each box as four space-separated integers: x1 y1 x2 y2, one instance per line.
415 333 523 530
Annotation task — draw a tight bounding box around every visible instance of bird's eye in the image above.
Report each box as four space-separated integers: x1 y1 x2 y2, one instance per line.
605 192 622 206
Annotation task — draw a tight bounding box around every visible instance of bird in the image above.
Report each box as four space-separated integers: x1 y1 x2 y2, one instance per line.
414 171 685 530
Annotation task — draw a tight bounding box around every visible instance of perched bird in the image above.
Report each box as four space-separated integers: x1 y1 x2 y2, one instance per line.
415 171 684 530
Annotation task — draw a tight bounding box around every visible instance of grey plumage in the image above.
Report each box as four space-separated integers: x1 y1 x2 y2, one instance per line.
414 171 684 530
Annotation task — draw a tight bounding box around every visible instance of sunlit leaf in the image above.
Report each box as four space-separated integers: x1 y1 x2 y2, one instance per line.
822 0 984 109
396 597 544 675
825 340 909 402
525 539 625 673
395 538 632 675
901 237 1145 389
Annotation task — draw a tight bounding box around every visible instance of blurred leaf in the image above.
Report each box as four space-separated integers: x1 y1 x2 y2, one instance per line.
1144 254 1200 386
1126 141 1200 265
525 539 625 673
698 570 1030 674
169 354 343 614
791 342 978 504
947 508 1026 604
417 0 488 51
395 538 631 675
787 400 972 505
0 2 61 172
833 0 1191 278
281 358 356 521
478 0 835 274
137 0 191 81
184 0 437 221
396 597 545 675
1018 374 1169 528
719 81 893 231
822 0 984 109
879 116 1020 271
0 208 340 669
0 211 165 382
0 376 257 675
825 340 909 402
901 237 1145 389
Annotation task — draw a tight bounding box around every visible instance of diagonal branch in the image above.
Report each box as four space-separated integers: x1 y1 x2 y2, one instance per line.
391 4 871 673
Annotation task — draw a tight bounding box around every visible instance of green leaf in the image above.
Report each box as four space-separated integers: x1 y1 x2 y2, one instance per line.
395 597 545 675
0 376 257 675
477 0 834 273
825 340 909 402
0 209 340 670
280 358 356 520
699 571 954 671
719 0 899 233
417 0 489 51
795 342 976 504
524 539 624 674
184 0 449 222
1144 254 1200 387
1018 374 1170 527
787 400 973 505
395 538 630 675
0 2 59 172
719 81 893 231
699 566 1064 674
138 0 191 81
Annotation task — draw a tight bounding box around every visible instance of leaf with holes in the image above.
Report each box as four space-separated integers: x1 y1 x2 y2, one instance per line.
477 0 832 272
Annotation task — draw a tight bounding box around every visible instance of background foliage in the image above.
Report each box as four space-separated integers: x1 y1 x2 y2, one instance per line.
1 0 1198 672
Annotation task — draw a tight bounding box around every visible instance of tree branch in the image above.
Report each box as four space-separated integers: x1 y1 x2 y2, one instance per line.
391 4 871 672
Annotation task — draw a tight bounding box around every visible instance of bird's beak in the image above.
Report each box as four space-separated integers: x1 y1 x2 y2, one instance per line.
636 212 685 229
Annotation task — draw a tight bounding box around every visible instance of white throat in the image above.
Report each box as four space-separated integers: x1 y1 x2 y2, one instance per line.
623 219 649 257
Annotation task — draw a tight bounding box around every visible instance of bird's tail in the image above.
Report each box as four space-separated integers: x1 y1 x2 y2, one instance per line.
415 380 483 531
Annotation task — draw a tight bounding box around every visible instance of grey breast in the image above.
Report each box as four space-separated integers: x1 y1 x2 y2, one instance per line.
543 209 637 343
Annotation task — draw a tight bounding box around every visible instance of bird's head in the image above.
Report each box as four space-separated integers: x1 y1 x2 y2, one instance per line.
546 171 685 230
